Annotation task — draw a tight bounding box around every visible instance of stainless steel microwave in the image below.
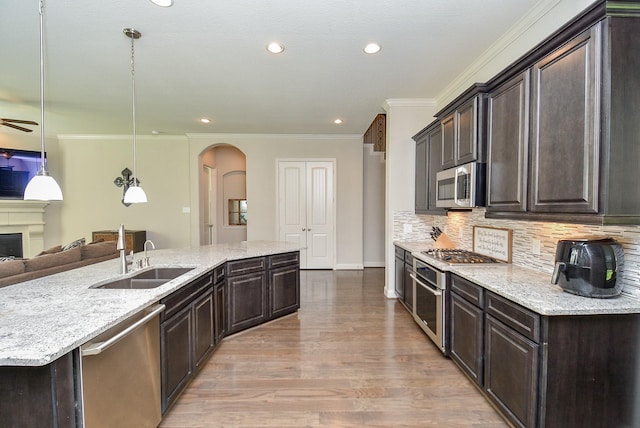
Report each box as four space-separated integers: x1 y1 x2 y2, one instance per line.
435 162 486 208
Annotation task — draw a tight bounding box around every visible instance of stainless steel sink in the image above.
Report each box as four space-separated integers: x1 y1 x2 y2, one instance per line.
92 267 195 289
131 267 194 280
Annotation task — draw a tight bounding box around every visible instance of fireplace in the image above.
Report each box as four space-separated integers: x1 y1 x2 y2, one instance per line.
0 233 22 258
0 200 48 258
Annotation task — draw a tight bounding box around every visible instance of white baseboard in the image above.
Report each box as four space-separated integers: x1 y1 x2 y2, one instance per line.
363 261 385 268
384 286 398 298
334 263 364 270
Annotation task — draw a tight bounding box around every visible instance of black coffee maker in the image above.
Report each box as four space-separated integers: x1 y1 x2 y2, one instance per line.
551 237 624 298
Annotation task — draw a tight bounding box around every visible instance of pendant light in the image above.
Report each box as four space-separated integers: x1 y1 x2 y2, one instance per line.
24 0 63 201
122 28 147 204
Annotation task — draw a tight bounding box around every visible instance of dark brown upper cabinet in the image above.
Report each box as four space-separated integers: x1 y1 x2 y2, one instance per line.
486 71 530 213
437 87 487 170
413 120 446 215
530 26 600 214
484 1 640 224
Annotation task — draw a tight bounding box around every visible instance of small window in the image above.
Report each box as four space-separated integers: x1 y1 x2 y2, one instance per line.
228 199 247 225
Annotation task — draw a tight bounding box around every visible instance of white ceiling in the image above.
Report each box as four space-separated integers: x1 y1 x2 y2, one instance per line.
0 0 539 136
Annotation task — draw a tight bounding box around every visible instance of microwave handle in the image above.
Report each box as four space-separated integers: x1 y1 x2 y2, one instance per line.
453 166 466 206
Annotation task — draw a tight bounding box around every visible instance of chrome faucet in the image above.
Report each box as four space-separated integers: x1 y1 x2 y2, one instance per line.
142 239 155 268
117 224 128 274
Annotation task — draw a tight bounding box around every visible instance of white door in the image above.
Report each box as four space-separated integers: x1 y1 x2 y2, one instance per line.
278 160 335 269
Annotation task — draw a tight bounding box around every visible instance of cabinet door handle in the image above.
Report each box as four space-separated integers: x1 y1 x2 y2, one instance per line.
302 228 306 231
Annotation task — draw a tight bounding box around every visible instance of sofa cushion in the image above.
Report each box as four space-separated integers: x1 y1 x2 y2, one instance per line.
25 246 82 273
0 259 25 278
36 245 63 257
62 238 86 252
82 241 117 260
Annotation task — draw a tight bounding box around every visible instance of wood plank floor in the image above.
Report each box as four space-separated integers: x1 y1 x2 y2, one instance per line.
160 268 508 428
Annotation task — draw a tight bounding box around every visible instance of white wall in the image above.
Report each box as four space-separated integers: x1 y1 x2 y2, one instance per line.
437 0 595 106
363 144 385 267
188 134 364 269
383 100 438 296
57 135 192 250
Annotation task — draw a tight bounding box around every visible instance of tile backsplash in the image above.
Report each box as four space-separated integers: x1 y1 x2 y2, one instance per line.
394 209 640 300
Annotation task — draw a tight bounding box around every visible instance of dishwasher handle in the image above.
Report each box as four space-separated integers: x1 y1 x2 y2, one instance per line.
81 303 165 356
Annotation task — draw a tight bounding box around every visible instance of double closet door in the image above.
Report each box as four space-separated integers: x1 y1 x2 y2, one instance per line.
278 160 335 269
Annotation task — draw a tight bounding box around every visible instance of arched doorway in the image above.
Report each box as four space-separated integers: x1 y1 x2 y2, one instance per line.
198 145 246 245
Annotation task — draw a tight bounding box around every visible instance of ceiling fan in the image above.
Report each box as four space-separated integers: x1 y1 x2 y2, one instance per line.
0 118 39 133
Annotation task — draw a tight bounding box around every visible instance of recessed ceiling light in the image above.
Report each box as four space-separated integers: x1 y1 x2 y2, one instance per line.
200 118 212 124
266 42 285 54
334 119 343 124
149 0 173 6
364 43 381 54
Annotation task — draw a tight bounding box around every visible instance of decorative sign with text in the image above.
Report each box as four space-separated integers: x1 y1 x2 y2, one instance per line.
473 226 512 263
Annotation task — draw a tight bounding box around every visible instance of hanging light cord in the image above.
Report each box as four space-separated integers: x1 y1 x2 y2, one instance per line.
130 31 138 183
38 0 47 174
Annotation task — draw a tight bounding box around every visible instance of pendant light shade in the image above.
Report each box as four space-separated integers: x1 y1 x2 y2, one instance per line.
24 0 63 201
123 184 147 204
123 27 147 204
24 173 63 200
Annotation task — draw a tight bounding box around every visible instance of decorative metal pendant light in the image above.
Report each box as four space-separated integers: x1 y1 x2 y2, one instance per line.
24 0 63 201
122 27 147 204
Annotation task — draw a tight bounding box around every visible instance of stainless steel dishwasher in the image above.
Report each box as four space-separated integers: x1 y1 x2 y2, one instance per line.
80 303 165 428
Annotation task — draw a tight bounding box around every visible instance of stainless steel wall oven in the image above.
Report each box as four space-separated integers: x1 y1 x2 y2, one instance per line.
411 258 447 354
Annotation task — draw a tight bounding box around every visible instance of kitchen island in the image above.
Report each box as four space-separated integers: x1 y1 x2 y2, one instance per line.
0 240 301 427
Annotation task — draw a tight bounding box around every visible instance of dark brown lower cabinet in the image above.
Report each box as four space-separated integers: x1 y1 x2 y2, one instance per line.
160 271 215 413
450 291 484 386
269 263 300 318
193 289 215 369
227 252 301 335
449 273 640 428
227 270 268 334
214 279 226 344
394 247 405 302
160 304 193 412
485 314 538 428
0 350 80 427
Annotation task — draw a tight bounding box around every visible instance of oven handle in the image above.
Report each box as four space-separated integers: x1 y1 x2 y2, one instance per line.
410 273 442 297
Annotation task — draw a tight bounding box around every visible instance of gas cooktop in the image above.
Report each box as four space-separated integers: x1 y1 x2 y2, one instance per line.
421 248 499 264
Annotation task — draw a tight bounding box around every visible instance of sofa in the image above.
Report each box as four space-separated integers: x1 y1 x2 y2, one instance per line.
0 239 119 288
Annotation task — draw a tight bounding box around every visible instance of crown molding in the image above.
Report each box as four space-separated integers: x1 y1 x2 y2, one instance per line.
383 98 437 109
436 0 562 107
186 133 362 141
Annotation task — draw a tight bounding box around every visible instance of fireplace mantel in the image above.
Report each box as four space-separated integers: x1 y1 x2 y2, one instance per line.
0 200 49 258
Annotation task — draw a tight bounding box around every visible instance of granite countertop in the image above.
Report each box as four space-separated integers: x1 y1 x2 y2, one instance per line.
0 240 300 367
396 240 640 317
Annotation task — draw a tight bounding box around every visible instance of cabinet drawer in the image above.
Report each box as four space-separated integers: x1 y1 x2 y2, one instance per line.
226 257 266 277
486 292 540 343
213 264 225 284
451 274 484 308
268 252 299 269
161 272 213 321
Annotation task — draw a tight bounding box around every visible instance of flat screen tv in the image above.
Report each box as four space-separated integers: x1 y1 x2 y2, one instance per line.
0 149 45 199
